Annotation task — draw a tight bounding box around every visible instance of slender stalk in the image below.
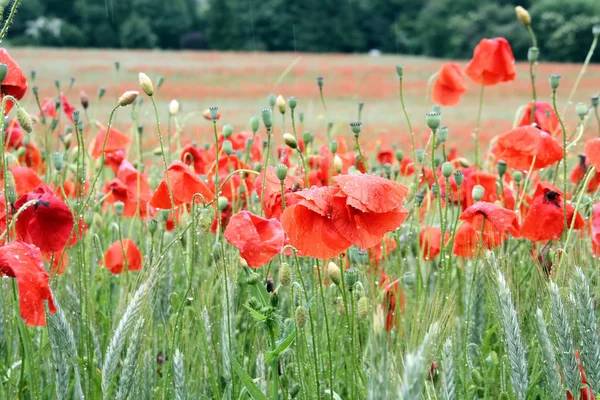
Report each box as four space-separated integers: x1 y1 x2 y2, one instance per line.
0 0 20 42
260 129 272 215
562 34 598 117
316 261 334 400
551 89 568 230
398 74 417 188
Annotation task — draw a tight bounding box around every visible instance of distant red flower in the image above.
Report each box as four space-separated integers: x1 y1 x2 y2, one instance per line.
15 185 75 253
150 161 214 209
521 183 584 242
367 237 397 268
495 126 562 171
570 154 600 193
377 148 395 165
400 157 415 176
256 166 302 220
105 149 126 173
181 143 211 174
461 168 500 209
224 211 284 267
419 226 449 260
104 161 153 218
465 38 516 86
0 48 27 115
584 138 600 172
61 94 76 122
432 63 466 106
91 127 132 158
102 239 142 274
592 203 600 256
380 271 405 332
518 101 562 136
0 241 56 326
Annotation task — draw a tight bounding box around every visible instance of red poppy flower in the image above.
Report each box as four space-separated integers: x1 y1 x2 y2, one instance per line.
5 118 24 148
460 201 520 238
400 157 415 176
105 148 126 173
224 211 284 267
14 185 75 253
256 166 302 220
380 271 405 332
181 143 211 174
102 239 143 274
224 131 262 163
521 183 584 242
570 154 600 193
567 350 594 400
377 148 395 165
91 127 132 158
150 161 215 209
518 101 562 136
419 226 450 260
452 222 480 258
460 168 500 209
592 203 600 256
432 63 466 106
465 38 516 86
61 94 76 122
495 126 563 171
584 138 600 172
0 48 27 115
367 237 397 268
104 161 153 218
9 165 43 196
0 241 56 326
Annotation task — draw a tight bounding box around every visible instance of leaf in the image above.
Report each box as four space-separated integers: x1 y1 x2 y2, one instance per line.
244 305 267 322
230 353 268 400
266 328 296 364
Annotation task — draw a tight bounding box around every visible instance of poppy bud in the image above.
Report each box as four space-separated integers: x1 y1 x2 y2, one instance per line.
472 184 485 202
276 163 288 181
283 133 297 149
279 262 292 286
350 121 362 137
113 201 125 217
416 149 425 163
217 196 229 211
431 184 439 197
169 99 180 115
454 170 464 186
254 162 263 173
437 126 448 143
333 154 343 173
261 108 273 130
357 296 369 320
148 219 158 235
222 124 233 138
270 292 279 307
515 6 531 26
0 63 7 83
442 161 453 178
316 76 324 88
594 25 600 37
303 131 313 145
83 212 94 227
156 75 165 89
345 269 358 289
425 111 441 130
7 188 17 205
222 140 233 156
32 86 39 98
330 140 338 154
268 93 276 108
250 116 260 133
395 149 404 163
288 96 297 110
118 91 139 107
326 261 341 286
576 102 588 120
52 152 64 171
276 95 286 115
549 74 561 91
138 73 154 96
395 64 404 78
527 47 539 63
403 271 416 286
17 107 33 133
497 160 507 177
209 106 219 122
592 95 599 108
295 306 308 329
415 192 425 206
98 87 106 100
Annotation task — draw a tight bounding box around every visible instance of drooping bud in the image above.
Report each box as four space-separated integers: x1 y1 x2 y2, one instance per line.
415 192 425 206
250 116 260 133
454 170 464 186
330 140 338 154
98 87 106 100
276 95 286 115
209 106 219 121
527 47 539 63
268 93 276 108
416 149 425 163
276 163 288 181
442 161 453 178
303 131 313 145
80 90 89 109
395 65 404 78
156 76 165 89
295 306 308 329
576 102 588 120
333 154 343 173
288 96 297 110
403 271 416 286
138 72 154 96
222 140 233 156
217 196 229 211
52 152 64 171
279 262 292 286
169 99 180 115
497 160 507 177
549 74 561 91
7 188 17 205
425 111 441 130
436 125 448 143
16 107 33 133
515 6 531 26
592 95 599 108
113 201 125 217
118 91 139 107
326 262 341 286
472 184 485 202
350 121 362 137
283 133 298 149
261 108 273 130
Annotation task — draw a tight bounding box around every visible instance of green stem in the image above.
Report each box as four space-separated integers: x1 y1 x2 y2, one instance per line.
316 261 334 400
355 136 368 172
0 0 20 42
562 34 598 117
552 90 568 230
260 130 272 215
398 76 417 188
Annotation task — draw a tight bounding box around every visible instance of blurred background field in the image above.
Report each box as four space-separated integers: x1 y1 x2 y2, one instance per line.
10 47 600 153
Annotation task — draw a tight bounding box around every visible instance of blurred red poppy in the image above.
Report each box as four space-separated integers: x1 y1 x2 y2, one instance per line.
380 271 405 332
432 63 466 106
495 126 562 171
592 203 600 256
256 166 302 220
520 183 584 242
367 236 397 268
461 168 501 209
104 161 153 218
465 38 516 86
460 201 520 238
570 154 600 193
15 185 75 253
102 239 143 274
518 101 562 136
181 143 211 174
224 211 284 267
0 48 27 115
150 161 214 209
377 148 395 165
91 127 132 158
0 241 56 326
9 165 43 196
584 138 600 172
419 226 449 260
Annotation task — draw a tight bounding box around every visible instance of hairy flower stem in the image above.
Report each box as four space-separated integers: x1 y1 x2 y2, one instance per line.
260 129 272 215
551 90 568 231
316 260 335 400
398 75 417 189
0 0 20 42
562 34 598 117
529 60 537 124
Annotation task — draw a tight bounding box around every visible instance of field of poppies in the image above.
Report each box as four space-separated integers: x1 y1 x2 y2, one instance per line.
1 4 600 400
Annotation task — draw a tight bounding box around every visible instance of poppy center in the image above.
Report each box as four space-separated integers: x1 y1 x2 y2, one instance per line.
543 190 561 208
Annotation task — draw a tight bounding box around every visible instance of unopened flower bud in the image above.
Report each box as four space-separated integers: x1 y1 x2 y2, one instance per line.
283 133 297 149
416 149 425 163
330 140 338 154
436 126 448 143
442 161 453 178
217 196 229 211
276 163 288 181
98 87 106 99
415 192 425 206
333 154 343 173
513 170 523 183
276 95 286 114
279 262 292 286
16 107 33 133
497 160 507 177
527 47 539 63
7 188 17 204
118 91 139 107
288 96 297 110
326 262 341 286
222 124 233 138
592 95 599 108
350 121 362 137
515 6 531 25
295 306 308 329
80 90 89 109
138 72 154 96
303 131 313 145
32 86 39 98
148 219 158 234
250 116 260 133
395 149 404 162
114 201 125 216
52 152 64 171
316 76 324 88
403 271 416 286
268 93 276 108
222 140 233 155
395 64 404 78
472 184 485 201
549 74 561 91
576 102 588 120
261 108 273 130
16 146 26 157
426 111 441 130
156 75 164 89
169 99 179 115
454 170 464 186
